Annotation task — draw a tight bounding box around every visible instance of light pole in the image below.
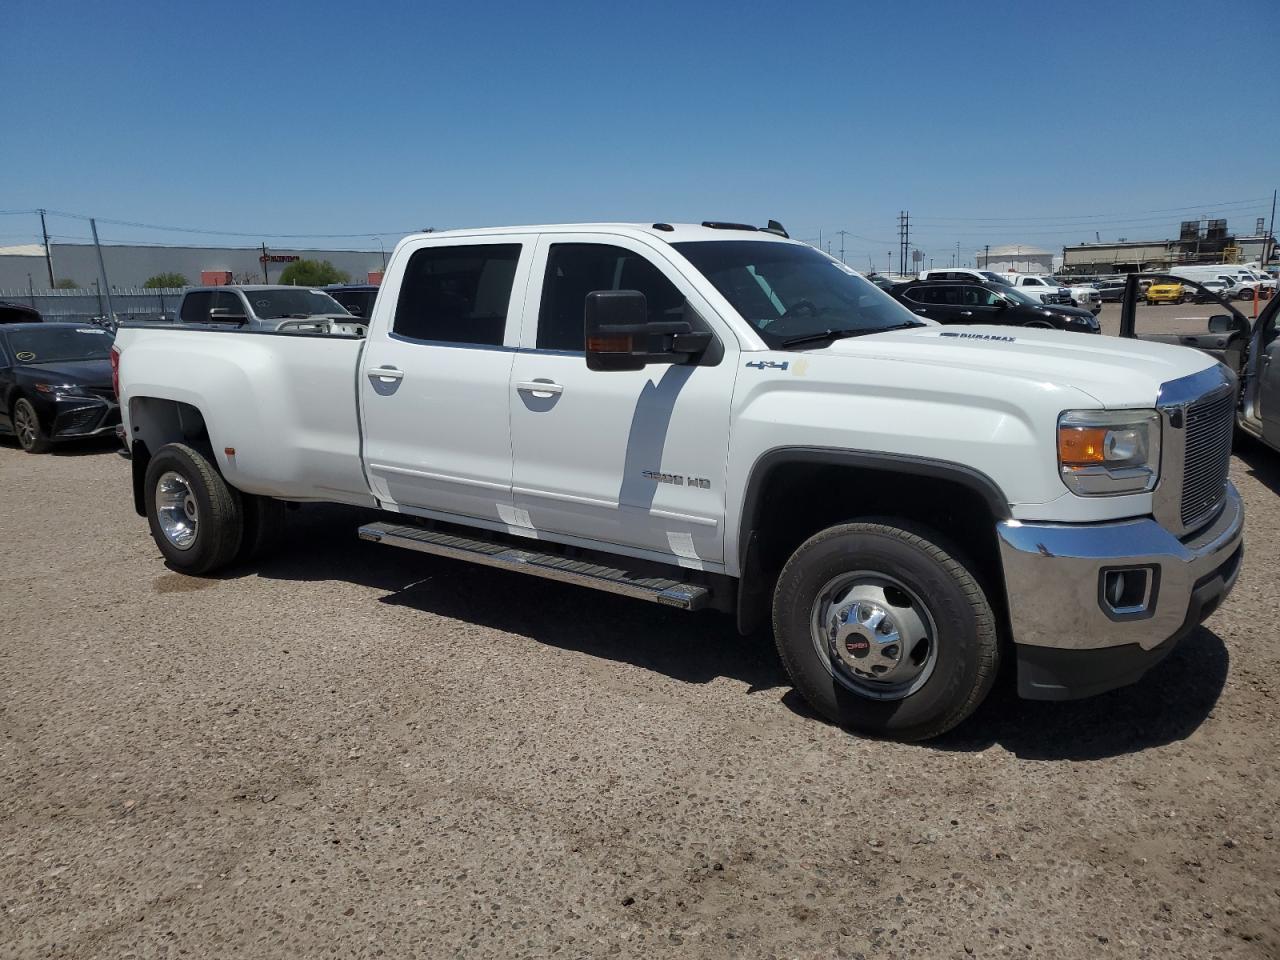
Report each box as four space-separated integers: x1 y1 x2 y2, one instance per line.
375 237 387 272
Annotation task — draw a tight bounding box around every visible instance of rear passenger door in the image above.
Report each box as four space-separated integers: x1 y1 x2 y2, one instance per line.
507 235 737 565
904 285 968 323
360 237 535 522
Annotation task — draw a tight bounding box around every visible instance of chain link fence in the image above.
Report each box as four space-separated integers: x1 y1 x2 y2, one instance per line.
0 287 184 324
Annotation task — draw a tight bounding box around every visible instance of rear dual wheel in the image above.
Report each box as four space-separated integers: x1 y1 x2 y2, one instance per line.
772 521 1000 742
144 443 283 575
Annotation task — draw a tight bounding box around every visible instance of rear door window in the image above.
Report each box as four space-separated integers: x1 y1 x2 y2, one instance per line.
393 244 521 346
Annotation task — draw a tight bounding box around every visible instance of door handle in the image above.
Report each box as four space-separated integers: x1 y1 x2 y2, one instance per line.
913 308 928 315
517 380 564 397
959 311 973 317
367 366 404 382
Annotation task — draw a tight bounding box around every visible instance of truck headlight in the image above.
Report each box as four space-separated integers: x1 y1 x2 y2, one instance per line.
1058 410 1161 495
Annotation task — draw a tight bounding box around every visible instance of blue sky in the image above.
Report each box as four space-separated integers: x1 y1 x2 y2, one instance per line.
5 0 1278 266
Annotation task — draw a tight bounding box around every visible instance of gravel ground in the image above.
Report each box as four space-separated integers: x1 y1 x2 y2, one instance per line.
1 435 1278 960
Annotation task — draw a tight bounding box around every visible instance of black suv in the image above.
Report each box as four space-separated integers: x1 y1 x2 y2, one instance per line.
324 284 379 319
889 279 1101 333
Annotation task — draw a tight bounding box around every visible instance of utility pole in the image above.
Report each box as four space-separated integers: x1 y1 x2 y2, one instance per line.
898 211 910 278
38 209 54 288
956 241 960 268
835 230 849 264
1268 189 1277 267
984 244 989 270
89 218 114 321
261 242 270 283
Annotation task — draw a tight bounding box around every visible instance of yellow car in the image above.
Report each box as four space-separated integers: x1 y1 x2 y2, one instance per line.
1145 282 1186 305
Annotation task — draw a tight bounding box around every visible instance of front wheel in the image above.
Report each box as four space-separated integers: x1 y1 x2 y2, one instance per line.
13 398 53 453
144 443 244 574
772 521 1000 741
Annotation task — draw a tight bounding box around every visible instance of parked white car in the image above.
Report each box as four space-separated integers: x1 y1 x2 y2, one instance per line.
113 221 1244 741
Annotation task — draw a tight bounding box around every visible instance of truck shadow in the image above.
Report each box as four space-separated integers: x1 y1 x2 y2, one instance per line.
781 627 1228 761
1235 436 1280 495
246 503 1226 760
242 504 787 693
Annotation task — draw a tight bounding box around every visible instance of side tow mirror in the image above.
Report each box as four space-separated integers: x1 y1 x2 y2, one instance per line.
584 290 710 372
1207 314 1247 335
208 307 247 323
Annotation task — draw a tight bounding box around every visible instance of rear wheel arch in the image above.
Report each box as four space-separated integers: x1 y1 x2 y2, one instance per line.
128 398 214 515
734 447 1011 635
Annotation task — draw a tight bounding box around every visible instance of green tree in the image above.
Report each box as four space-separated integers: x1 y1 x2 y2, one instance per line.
53 278 79 289
143 272 188 288
277 259 350 286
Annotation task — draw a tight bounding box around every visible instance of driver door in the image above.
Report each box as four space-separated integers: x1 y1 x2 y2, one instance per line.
1120 274 1248 366
507 234 737 565
1260 310 1280 445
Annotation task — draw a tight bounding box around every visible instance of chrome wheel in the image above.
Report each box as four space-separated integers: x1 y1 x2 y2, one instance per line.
13 401 38 450
810 572 938 700
155 470 199 550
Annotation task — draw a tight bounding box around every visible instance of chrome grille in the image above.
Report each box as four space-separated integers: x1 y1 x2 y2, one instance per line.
1180 389 1234 528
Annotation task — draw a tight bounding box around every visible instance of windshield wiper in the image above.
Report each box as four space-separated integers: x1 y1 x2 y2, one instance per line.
778 328 862 349
779 322 922 349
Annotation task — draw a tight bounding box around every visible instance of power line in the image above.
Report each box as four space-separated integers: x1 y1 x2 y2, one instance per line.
38 208 415 239
910 197 1269 223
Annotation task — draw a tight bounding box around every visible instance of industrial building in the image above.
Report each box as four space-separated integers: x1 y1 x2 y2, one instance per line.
0 241 390 292
1060 221 1276 277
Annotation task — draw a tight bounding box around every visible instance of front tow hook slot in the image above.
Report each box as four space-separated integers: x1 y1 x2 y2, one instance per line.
1099 566 1158 621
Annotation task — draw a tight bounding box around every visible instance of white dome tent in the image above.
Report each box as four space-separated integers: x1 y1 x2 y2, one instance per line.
976 244 1053 274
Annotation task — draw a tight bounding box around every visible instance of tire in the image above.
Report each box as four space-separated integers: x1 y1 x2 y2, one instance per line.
12 397 53 453
143 443 243 574
237 494 286 563
772 521 999 742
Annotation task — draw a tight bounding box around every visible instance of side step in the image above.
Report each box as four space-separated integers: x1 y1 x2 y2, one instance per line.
358 521 710 611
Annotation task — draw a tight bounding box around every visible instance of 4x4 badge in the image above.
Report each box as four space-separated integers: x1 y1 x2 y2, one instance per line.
745 360 789 370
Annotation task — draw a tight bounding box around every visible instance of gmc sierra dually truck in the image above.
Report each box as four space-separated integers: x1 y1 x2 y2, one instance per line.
112 222 1245 741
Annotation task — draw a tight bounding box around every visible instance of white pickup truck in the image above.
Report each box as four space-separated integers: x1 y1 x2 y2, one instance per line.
999 273 1102 314
113 222 1244 741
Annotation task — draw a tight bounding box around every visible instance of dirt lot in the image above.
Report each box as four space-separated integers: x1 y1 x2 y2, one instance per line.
2 435 1278 960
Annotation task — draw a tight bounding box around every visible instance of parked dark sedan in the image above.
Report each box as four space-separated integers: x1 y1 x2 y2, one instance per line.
324 283 379 319
0 323 118 453
889 279 1101 333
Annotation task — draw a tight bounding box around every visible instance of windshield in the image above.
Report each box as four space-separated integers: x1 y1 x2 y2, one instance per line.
245 289 349 320
672 241 922 347
5 325 114 364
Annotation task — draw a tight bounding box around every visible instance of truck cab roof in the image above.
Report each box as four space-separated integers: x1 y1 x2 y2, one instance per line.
400 221 796 246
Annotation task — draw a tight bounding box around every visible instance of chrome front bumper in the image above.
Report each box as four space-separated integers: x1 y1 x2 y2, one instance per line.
997 482 1243 654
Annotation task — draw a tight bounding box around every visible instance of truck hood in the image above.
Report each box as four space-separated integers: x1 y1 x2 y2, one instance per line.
819 324 1217 408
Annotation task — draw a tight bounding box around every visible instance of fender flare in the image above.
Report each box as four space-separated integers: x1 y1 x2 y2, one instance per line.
732 447 1011 635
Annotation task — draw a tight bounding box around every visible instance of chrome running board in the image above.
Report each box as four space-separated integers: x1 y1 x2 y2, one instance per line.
358 521 710 611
